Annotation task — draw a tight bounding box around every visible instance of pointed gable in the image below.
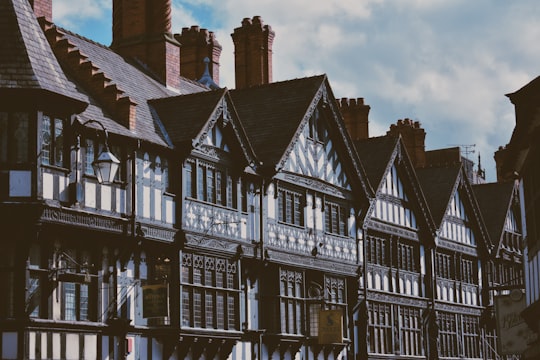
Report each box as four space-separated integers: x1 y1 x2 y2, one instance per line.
150 89 257 165
417 162 492 252
356 135 435 236
231 75 372 201
230 75 326 169
473 181 519 256
283 101 351 189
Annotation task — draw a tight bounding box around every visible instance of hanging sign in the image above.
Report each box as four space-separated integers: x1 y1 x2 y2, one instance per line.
142 284 169 318
494 290 537 355
318 309 343 344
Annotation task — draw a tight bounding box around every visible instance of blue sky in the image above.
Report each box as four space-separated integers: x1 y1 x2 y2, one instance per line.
51 0 540 182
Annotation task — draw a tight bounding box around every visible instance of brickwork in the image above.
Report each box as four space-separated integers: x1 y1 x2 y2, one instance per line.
30 0 52 21
176 26 222 84
387 118 427 168
339 97 370 141
111 0 180 90
231 16 274 89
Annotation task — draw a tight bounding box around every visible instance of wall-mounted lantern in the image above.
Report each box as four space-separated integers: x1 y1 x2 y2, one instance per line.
81 119 120 185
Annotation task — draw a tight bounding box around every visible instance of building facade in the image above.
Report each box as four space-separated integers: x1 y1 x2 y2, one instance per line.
0 0 527 359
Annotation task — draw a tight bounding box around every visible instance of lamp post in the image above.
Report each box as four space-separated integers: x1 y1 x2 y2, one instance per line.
81 119 120 185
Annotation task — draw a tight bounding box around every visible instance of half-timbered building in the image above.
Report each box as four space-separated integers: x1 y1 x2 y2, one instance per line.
230 75 372 359
416 152 493 359
495 75 540 359
353 135 438 359
0 0 530 359
473 181 526 358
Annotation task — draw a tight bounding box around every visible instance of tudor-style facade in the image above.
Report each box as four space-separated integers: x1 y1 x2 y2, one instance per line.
1 1 530 359
354 135 437 359
473 181 527 358
230 75 372 359
417 158 492 360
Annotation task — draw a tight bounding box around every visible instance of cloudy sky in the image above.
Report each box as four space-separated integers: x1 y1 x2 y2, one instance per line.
52 0 540 182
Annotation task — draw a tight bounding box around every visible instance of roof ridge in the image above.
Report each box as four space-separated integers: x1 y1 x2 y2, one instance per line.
231 74 326 92
39 18 137 130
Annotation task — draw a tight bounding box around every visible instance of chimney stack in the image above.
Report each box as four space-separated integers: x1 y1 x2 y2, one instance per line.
111 0 180 90
176 26 222 85
339 98 370 141
29 0 52 21
231 16 275 89
387 118 427 168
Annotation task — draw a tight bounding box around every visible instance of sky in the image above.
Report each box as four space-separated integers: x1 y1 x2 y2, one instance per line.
51 0 540 182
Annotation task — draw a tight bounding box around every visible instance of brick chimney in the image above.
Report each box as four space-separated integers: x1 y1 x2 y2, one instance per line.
175 26 222 85
387 118 426 168
29 0 52 21
111 0 180 90
231 16 275 89
339 98 370 141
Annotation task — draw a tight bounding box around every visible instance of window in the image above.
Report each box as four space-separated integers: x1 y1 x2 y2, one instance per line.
436 253 453 279
0 112 29 164
462 315 480 358
460 258 476 284
41 115 64 167
439 312 458 358
279 268 304 335
368 302 392 354
325 201 348 236
63 282 89 321
277 188 304 226
374 164 417 229
397 242 417 272
181 253 239 330
399 307 422 356
186 161 238 209
366 236 388 266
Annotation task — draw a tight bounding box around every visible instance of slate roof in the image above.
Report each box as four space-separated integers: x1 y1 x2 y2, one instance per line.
230 75 326 169
416 164 461 226
60 29 207 146
0 0 83 103
472 181 514 253
353 135 398 190
150 88 228 145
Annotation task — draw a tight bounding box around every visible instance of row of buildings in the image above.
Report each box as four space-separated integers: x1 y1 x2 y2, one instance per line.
0 0 534 359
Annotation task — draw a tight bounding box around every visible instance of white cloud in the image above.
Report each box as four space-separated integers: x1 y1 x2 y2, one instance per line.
53 0 110 27
52 0 540 181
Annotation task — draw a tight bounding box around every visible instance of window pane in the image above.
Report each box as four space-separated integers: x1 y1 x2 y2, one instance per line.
54 118 63 166
41 115 51 165
64 283 76 321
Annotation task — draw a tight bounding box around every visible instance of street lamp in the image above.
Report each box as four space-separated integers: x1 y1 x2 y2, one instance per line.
81 119 120 185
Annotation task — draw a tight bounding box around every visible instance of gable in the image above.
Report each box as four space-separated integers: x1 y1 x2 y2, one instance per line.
372 162 418 230
282 105 351 189
440 188 476 246
201 124 230 152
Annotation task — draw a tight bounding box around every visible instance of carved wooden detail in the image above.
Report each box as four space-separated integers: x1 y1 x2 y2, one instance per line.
183 199 247 242
41 207 126 233
267 222 357 263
